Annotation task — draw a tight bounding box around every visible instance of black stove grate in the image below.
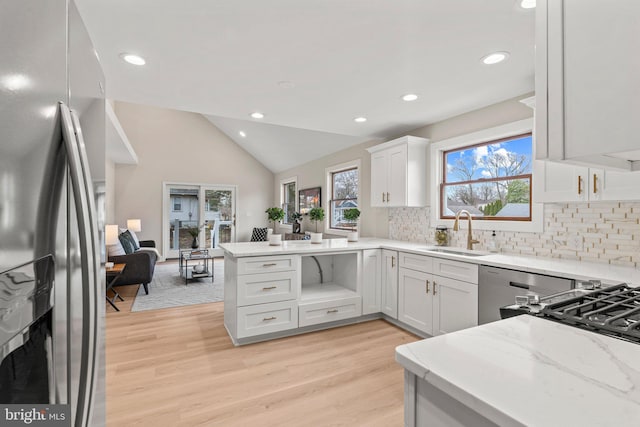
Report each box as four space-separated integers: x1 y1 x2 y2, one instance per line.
540 284 640 343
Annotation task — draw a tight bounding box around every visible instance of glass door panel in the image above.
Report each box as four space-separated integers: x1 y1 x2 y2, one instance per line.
166 185 200 259
202 186 236 256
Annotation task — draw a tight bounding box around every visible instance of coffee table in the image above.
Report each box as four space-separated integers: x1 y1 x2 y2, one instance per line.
106 263 126 311
179 249 214 284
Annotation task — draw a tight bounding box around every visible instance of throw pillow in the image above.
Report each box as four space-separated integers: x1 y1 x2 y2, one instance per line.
122 230 140 251
119 227 141 247
250 227 268 242
118 231 136 254
107 239 126 257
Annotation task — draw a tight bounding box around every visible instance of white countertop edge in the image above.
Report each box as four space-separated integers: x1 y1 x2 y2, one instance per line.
221 238 640 286
395 345 525 427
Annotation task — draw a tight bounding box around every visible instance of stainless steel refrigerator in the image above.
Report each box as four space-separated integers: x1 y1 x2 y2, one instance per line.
0 1 106 426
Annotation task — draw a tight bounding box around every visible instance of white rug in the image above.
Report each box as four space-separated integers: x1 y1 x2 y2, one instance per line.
130 259 224 312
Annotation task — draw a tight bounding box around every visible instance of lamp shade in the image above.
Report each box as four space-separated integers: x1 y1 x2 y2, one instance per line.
105 224 119 246
127 218 142 232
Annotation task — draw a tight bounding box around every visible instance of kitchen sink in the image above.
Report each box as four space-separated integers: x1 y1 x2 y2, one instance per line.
418 247 489 257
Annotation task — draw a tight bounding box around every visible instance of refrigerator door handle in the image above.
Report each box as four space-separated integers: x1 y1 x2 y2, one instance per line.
60 103 98 427
69 109 101 426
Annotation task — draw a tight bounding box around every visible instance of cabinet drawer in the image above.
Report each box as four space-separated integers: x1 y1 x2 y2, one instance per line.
237 271 298 306
298 297 362 327
399 252 433 273
237 255 298 275
236 300 298 338
432 258 478 284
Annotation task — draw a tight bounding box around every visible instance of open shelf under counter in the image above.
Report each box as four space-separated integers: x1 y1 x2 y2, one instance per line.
300 282 358 304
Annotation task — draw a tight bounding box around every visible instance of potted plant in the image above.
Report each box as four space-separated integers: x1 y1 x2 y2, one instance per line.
186 224 203 248
308 207 325 244
265 207 285 245
343 208 361 242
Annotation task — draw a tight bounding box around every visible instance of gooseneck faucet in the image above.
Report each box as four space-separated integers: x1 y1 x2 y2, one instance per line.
453 209 480 250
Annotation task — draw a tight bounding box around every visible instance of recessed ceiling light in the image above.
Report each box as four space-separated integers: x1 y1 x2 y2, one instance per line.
119 53 146 66
354 117 367 123
520 0 536 9
239 131 246 138
402 94 419 102
481 51 510 65
250 112 264 119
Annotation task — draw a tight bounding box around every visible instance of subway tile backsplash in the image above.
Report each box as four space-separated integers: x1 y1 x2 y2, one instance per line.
388 202 640 267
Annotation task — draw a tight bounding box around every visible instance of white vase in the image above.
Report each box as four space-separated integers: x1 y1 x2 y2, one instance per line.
268 234 282 246
309 232 323 244
347 231 358 242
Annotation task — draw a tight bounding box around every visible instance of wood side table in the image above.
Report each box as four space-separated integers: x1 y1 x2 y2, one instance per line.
106 263 126 311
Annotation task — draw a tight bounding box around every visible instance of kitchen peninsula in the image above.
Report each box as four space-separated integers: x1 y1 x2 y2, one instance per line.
220 238 640 345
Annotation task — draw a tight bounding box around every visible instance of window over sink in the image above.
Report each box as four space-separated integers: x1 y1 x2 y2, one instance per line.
431 118 542 233
442 133 533 221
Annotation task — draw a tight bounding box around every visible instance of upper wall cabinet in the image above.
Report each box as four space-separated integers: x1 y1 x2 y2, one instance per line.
367 136 430 207
536 0 640 171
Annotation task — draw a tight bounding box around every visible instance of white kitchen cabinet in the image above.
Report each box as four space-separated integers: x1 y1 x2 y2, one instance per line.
432 276 478 336
362 249 382 315
536 0 640 171
397 252 478 336
381 249 398 319
536 162 640 202
398 268 433 334
367 136 430 207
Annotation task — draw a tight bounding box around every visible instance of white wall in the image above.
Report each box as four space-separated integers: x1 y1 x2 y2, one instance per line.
273 140 389 238
273 93 534 237
113 102 274 255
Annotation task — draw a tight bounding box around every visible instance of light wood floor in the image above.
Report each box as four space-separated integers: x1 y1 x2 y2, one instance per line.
106 283 419 426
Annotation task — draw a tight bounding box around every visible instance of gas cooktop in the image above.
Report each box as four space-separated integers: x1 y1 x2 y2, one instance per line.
540 283 640 344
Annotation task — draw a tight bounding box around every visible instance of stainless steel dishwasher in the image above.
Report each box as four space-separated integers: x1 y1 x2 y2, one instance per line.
478 265 574 324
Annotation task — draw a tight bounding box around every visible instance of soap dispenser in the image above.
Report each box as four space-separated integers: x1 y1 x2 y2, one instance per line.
487 230 498 253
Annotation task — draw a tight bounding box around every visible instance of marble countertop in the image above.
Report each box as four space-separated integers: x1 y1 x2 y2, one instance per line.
220 238 640 285
396 315 640 427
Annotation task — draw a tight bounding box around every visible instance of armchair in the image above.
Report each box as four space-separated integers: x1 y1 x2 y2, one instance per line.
108 240 157 294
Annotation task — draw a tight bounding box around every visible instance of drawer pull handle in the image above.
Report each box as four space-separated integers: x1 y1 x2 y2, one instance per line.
425 280 430 293
382 192 385 203
593 173 598 194
391 256 395 268
327 309 339 313
262 263 277 267
262 286 277 290
263 316 277 321
433 282 437 295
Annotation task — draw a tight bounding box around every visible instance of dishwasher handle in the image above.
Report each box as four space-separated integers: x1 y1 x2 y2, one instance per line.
509 281 530 290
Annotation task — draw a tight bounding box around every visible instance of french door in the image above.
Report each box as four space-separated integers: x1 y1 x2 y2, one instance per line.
163 183 236 258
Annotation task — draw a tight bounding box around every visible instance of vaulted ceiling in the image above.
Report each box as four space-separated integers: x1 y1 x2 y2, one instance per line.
77 0 535 172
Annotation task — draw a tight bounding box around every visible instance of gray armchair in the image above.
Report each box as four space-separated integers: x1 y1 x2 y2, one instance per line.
108 240 157 294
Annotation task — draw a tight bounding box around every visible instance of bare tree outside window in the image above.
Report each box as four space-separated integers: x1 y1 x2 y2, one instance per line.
441 133 533 221
282 181 296 224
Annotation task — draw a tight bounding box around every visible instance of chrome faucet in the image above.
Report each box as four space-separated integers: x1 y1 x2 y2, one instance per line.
453 210 480 250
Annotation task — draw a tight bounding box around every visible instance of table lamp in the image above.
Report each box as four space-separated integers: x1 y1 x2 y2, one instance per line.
127 219 142 232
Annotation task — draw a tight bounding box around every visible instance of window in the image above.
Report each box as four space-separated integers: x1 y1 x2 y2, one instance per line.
282 180 296 224
441 133 533 221
330 166 359 230
173 197 182 212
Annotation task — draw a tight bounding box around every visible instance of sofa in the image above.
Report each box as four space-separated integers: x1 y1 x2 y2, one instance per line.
108 239 157 294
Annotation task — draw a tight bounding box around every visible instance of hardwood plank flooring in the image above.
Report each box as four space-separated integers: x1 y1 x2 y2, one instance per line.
106 283 419 426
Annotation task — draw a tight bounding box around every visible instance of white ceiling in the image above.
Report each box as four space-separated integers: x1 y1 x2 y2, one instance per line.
76 0 535 173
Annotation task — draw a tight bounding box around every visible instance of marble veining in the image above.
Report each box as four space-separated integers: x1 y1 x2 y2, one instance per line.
396 316 640 426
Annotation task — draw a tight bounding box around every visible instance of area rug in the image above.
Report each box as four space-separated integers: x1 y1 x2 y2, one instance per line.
130 259 224 312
